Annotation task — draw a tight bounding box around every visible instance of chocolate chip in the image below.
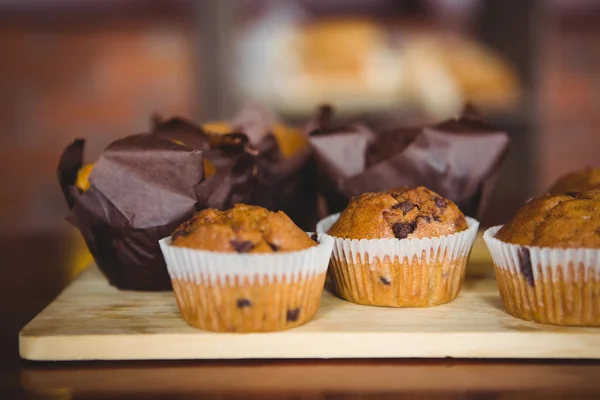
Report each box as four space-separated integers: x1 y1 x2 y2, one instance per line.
236 298 251 309
433 215 442 222
392 221 417 239
392 201 416 215
230 240 255 253
566 191 579 198
420 215 432 223
434 197 447 209
380 276 391 285
267 242 280 252
310 232 320 244
286 308 301 322
518 247 534 287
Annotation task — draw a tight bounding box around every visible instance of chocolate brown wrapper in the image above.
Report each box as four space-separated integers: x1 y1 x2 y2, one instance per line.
153 104 319 230
308 105 510 219
58 133 256 291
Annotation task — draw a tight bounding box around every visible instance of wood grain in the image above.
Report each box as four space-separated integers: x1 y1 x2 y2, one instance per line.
21 359 600 397
19 265 600 361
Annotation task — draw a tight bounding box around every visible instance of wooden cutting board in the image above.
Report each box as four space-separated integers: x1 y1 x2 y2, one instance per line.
19 260 600 361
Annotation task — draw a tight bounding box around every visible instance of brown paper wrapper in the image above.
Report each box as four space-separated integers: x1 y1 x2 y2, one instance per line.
58 132 255 291
153 104 319 230
308 105 510 219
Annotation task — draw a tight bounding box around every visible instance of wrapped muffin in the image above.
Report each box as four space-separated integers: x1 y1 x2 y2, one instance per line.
153 104 318 230
58 131 255 291
484 190 600 326
317 187 479 307
308 105 510 220
159 204 334 332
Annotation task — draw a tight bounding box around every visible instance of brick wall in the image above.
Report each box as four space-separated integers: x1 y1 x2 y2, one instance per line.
537 20 600 193
0 18 196 232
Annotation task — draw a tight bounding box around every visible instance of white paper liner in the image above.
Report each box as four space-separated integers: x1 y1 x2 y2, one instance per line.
159 233 334 285
484 226 600 325
317 213 479 265
483 226 600 281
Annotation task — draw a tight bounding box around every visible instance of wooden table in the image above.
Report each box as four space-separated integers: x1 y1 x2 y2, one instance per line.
3 230 600 399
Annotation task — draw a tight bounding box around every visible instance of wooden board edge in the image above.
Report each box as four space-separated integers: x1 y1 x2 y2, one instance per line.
19 331 600 361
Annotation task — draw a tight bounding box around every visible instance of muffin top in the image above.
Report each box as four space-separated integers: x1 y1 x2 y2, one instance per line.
495 190 600 248
171 204 316 253
327 186 468 240
549 167 600 194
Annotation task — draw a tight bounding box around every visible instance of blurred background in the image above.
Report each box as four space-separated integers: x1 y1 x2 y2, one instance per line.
1 0 600 394
4 0 600 234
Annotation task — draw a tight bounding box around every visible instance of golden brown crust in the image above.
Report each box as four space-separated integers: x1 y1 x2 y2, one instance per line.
327 186 468 240
548 167 600 194
171 204 316 253
495 190 600 248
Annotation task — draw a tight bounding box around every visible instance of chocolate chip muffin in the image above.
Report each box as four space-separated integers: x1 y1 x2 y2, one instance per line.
171 204 316 253
319 187 478 308
161 204 333 333
495 190 600 248
548 167 600 194
484 190 600 326
328 187 468 240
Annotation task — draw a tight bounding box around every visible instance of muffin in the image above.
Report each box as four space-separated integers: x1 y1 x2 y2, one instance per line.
318 187 479 307
484 190 600 326
548 167 600 194
160 204 334 333
58 135 206 291
152 110 318 231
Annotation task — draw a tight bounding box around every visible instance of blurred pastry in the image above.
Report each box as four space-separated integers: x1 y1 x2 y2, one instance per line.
296 18 387 83
401 35 520 118
236 15 403 115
